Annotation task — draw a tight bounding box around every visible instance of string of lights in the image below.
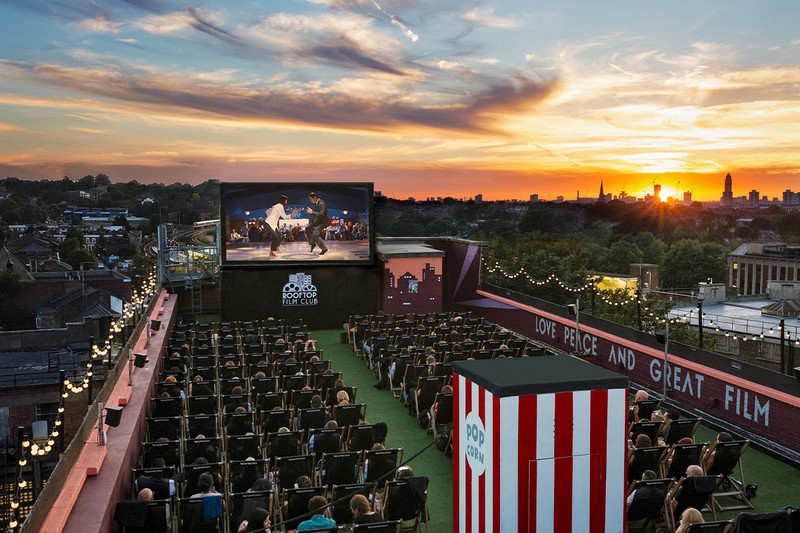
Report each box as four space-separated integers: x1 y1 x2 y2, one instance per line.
486 260 646 309
664 307 800 346
7 269 159 530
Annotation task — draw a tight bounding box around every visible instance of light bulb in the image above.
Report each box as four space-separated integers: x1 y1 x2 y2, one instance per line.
58 406 64 413
55 418 62 426
61 392 68 399
52 430 59 437
18 459 26 467
44 445 52 452
19 479 27 488
10 501 19 509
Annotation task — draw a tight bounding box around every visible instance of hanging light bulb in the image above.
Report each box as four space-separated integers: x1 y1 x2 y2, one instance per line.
18 458 27 467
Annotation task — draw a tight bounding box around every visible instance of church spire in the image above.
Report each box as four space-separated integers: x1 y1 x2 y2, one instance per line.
598 181 605 203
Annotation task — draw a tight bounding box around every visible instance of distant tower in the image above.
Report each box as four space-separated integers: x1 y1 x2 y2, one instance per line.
598 181 605 203
654 184 662 202
722 173 733 206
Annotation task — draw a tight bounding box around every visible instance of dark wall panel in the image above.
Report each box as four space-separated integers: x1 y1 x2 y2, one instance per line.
221 266 381 329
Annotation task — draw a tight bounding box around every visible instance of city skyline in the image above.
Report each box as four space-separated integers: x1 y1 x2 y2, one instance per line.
0 1 798 201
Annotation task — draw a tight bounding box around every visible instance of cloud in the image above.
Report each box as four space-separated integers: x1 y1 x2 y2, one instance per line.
69 127 111 134
463 5 522 29
76 17 123 33
0 123 26 133
0 59 557 136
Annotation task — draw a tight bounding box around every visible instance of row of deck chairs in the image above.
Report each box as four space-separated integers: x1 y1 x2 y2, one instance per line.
118 319 430 532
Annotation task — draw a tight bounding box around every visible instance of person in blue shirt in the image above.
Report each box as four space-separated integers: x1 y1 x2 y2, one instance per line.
296 495 336 531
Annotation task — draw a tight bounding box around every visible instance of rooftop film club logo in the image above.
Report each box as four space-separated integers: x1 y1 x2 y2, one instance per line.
464 411 486 476
282 273 318 307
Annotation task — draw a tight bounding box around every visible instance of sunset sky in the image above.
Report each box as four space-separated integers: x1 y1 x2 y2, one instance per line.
0 0 798 200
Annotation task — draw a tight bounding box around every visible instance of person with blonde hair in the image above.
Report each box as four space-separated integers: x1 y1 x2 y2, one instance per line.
675 507 704 532
350 493 382 524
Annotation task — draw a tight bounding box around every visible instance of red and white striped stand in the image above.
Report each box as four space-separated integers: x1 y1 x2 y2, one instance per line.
453 356 629 533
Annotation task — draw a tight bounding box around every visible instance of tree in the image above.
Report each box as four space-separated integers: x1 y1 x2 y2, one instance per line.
661 239 727 289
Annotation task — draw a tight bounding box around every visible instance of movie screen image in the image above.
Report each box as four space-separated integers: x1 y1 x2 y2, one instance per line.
221 182 374 266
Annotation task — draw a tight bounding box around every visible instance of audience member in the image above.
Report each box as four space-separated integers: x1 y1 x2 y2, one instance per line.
675 507 704 532
238 506 271 533
297 495 336 531
351 494 383 524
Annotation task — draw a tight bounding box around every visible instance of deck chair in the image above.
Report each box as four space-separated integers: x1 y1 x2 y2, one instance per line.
626 478 674 532
662 443 707 480
363 448 403 484
354 521 403 532
413 376 445 418
309 427 344 461
275 454 315 492
330 482 376 524
333 403 366 429
181 462 224 498
229 489 272 532
663 418 701 446
704 439 752 512
428 393 453 439
730 509 796 532
390 356 412 399
114 498 171 533
266 430 302 461
151 396 182 417
347 424 377 452
178 495 222 533
670 475 723 527
629 420 662 444
280 485 326 531
628 446 668 485
684 521 732 532
263 408 292 434
381 476 430 533
142 440 181 468
633 399 662 422
318 451 361 487
296 407 327 433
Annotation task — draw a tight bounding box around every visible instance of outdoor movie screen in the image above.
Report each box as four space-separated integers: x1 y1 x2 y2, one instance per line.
220 182 375 266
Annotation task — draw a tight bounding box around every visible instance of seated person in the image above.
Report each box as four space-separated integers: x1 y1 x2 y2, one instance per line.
297 495 336 531
626 469 658 510
704 431 734 473
135 457 176 499
351 494 383 525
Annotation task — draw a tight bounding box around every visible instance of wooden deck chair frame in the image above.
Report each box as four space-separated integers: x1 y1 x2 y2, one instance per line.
660 442 708 480
413 376 445 419
279 485 327 531
703 439 752 513
329 482 376 524
317 451 362 487
428 392 453 440
380 477 430 533
627 445 668 486
666 475 723 530
663 417 702 445
625 478 674 532
390 356 412 399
